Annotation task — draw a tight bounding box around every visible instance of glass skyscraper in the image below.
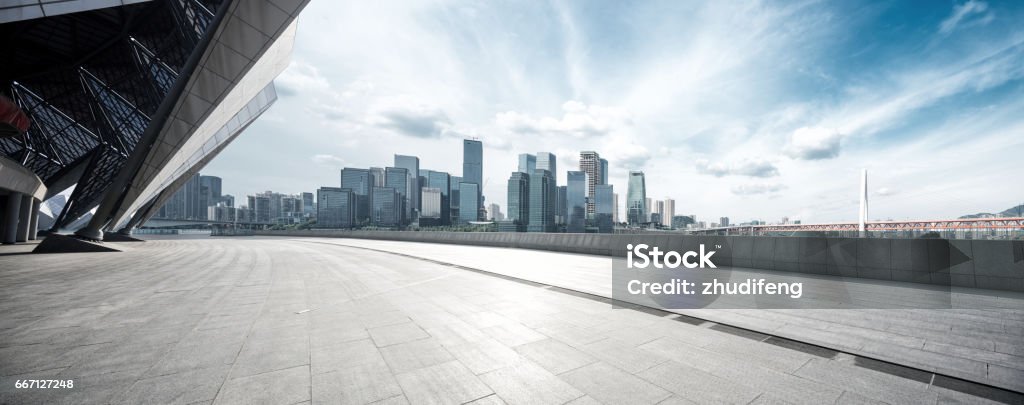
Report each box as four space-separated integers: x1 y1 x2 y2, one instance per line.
506 172 530 231
579 151 603 216
317 187 353 228
528 169 555 232
627 171 647 225
371 187 400 226
458 182 481 224
566 171 587 233
595 184 614 233
536 152 556 186
600 158 609 185
450 175 462 222
394 155 420 217
424 170 451 225
385 167 409 224
462 140 483 221
341 167 373 225
518 153 536 174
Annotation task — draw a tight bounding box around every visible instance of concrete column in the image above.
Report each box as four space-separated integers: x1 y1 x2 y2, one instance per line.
28 199 40 240
3 192 23 244
16 194 32 242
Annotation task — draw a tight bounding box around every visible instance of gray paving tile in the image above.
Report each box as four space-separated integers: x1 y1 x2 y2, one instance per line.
560 362 671 405
380 338 455 374
368 321 430 347
394 360 493 405
637 360 762 404
513 338 597 375
118 365 230 404
231 336 309 378
312 338 385 375
312 362 402 405
478 361 584 405
445 338 525 375
214 365 310 405
580 337 668 374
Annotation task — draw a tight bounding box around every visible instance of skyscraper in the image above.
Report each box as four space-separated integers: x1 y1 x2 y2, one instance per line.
463 139 483 220
646 197 653 223
458 182 481 223
317 187 353 228
425 170 451 225
579 151 603 216
661 199 675 227
528 169 555 232
302 192 314 215
518 153 536 174
595 184 614 233
341 168 373 225
385 167 410 224
394 155 420 217
612 193 619 223
720 216 730 227
555 185 567 226
536 152 556 185
450 175 462 222
566 171 587 233
369 167 385 187
371 187 401 226
488 203 503 221
627 171 647 225
600 158 609 185
421 188 442 219
506 172 530 230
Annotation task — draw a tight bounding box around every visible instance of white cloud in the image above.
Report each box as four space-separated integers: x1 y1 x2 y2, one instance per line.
784 127 842 160
311 154 346 167
875 187 897 197
496 101 631 137
367 97 452 138
275 61 330 96
731 183 787 196
695 158 779 177
940 1 991 34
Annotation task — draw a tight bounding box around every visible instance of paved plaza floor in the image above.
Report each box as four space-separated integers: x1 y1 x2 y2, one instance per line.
0 236 1022 404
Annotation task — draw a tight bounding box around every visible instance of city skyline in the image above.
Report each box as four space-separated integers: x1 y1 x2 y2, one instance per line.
205 0 1024 224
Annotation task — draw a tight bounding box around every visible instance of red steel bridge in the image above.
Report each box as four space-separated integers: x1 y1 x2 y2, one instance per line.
691 217 1024 236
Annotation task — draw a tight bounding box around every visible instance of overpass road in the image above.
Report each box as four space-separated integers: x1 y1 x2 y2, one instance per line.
0 236 1022 404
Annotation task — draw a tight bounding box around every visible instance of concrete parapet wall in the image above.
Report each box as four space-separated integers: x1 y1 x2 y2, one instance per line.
256 230 1024 292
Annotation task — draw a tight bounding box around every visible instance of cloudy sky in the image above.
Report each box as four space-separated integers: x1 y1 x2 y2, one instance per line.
205 0 1024 224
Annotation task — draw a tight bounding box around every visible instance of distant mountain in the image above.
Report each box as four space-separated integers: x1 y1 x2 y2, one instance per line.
960 204 1024 219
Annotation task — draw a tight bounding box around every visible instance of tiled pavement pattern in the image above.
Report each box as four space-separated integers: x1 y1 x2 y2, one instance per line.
318 237 1024 394
0 237 1018 404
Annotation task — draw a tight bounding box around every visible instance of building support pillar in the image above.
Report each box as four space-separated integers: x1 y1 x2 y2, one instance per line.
3 192 23 244
28 199 40 240
16 194 32 242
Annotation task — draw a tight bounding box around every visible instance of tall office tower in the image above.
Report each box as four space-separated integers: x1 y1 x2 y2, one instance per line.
341 168 373 225
200 175 222 216
595 185 615 233
612 193 619 223
528 169 555 232
371 187 401 226
536 153 557 185
652 200 664 226
600 158 609 185
579 151 603 215
645 197 653 223
450 176 462 222
566 171 588 233
458 182 481 224
369 167 386 187
662 198 675 228
421 188 442 219
627 171 647 225
488 203 503 221
462 140 483 220
507 172 530 230
518 153 537 174
425 170 452 225
317 187 353 228
394 155 420 216
720 217 730 227
183 174 202 219
385 167 410 224
222 195 235 208
555 186 567 225
247 195 271 223
302 192 314 215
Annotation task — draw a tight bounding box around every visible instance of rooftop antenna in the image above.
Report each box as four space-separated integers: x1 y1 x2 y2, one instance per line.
858 169 868 238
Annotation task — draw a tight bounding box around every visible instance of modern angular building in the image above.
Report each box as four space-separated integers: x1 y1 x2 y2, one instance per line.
579 151 603 216
317 187 353 228
462 139 483 221
627 171 647 225
506 171 529 231
458 182 480 224
527 169 555 233
450 175 462 222
371 186 400 227
424 170 451 226
341 168 374 226
394 155 419 217
595 184 614 233
566 171 587 233
384 166 409 224
517 153 536 174
536 152 556 186
420 187 441 219
555 185 567 226
1 0 310 242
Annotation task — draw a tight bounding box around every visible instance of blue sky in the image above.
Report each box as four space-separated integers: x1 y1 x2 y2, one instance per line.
205 0 1024 223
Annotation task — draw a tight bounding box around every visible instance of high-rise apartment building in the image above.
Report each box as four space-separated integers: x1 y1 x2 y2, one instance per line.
566 171 587 233
450 176 462 222
462 140 483 220
507 172 530 229
662 198 676 228
627 171 647 225
579 151 603 216
528 169 555 232
720 217 730 227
